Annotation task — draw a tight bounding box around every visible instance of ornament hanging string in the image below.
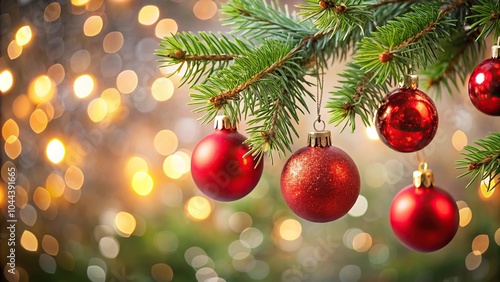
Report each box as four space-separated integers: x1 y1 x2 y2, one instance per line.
416 151 427 171
314 54 326 131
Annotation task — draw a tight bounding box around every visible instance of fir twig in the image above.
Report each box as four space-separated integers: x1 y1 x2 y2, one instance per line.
297 0 372 36
326 62 388 131
456 132 500 191
468 0 500 40
354 3 458 84
207 33 326 108
421 30 484 96
156 32 253 86
221 0 313 40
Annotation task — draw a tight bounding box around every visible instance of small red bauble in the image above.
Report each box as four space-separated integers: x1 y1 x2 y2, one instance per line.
191 116 263 201
281 130 360 222
390 165 459 252
468 55 500 116
376 75 438 152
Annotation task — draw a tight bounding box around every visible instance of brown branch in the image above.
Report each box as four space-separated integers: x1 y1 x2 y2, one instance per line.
209 32 328 108
343 72 374 111
468 154 499 171
167 50 240 62
384 1 466 55
261 98 284 142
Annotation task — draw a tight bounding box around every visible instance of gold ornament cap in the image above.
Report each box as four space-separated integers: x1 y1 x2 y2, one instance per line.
413 162 434 188
308 130 332 147
401 74 419 90
214 115 237 130
492 45 500 59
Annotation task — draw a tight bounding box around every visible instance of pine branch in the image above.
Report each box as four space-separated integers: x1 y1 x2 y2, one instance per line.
456 132 500 191
326 62 388 132
468 0 500 40
156 32 253 86
420 30 484 96
204 36 319 110
297 0 372 35
354 3 459 84
245 93 301 164
190 38 312 130
221 0 313 40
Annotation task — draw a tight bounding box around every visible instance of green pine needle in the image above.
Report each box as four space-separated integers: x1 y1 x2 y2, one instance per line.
456 132 500 191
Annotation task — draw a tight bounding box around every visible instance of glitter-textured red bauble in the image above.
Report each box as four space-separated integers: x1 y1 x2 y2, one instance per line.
376 87 438 152
191 117 263 201
280 132 360 222
468 58 500 116
390 184 459 252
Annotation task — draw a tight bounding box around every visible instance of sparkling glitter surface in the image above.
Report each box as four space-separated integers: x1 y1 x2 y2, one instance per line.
280 145 360 222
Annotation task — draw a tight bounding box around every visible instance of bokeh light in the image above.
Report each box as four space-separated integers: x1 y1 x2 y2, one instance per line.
155 18 178 39
46 173 66 197
71 0 90 6
74 74 95 98
4 136 22 159
12 94 33 119
151 77 174 101
99 236 120 259
103 32 124 53
116 70 138 94
138 5 160 25
20 230 38 252
0 70 14 93
16 25 33 46
100 88 121 114
87 98 109 122
131 171 154 196
185 196 212 221
65 166 85 190
42 235 60 256
472 234 489 255
480 175 497 198
33 187 51 211
457 201 472 227
452 130 467 151
7 40 23 59
30 109 48 133
279 219 302 241
83 15 103 37
44 2 61 22
115 212 137 237
29 75 56 104
125 156 149 176
47 64 66 85
465 251 482 270
2 119 19 141
46 138 66 164
193 0 218 20
163 152 189 179
154 130 178 156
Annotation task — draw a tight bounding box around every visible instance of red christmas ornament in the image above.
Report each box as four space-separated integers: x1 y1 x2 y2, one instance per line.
280 129 360 222
376 74 438 152
390 163 459 252
191 116 263 201
468 45 500 116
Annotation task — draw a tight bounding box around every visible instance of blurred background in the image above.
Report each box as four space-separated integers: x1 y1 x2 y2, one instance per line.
0 0 499 281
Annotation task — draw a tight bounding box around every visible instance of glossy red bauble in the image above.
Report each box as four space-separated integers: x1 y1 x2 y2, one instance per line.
376 88 438 152
280 145 360 222
468 58 500 116
191 127 263 201
390 185 459 252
